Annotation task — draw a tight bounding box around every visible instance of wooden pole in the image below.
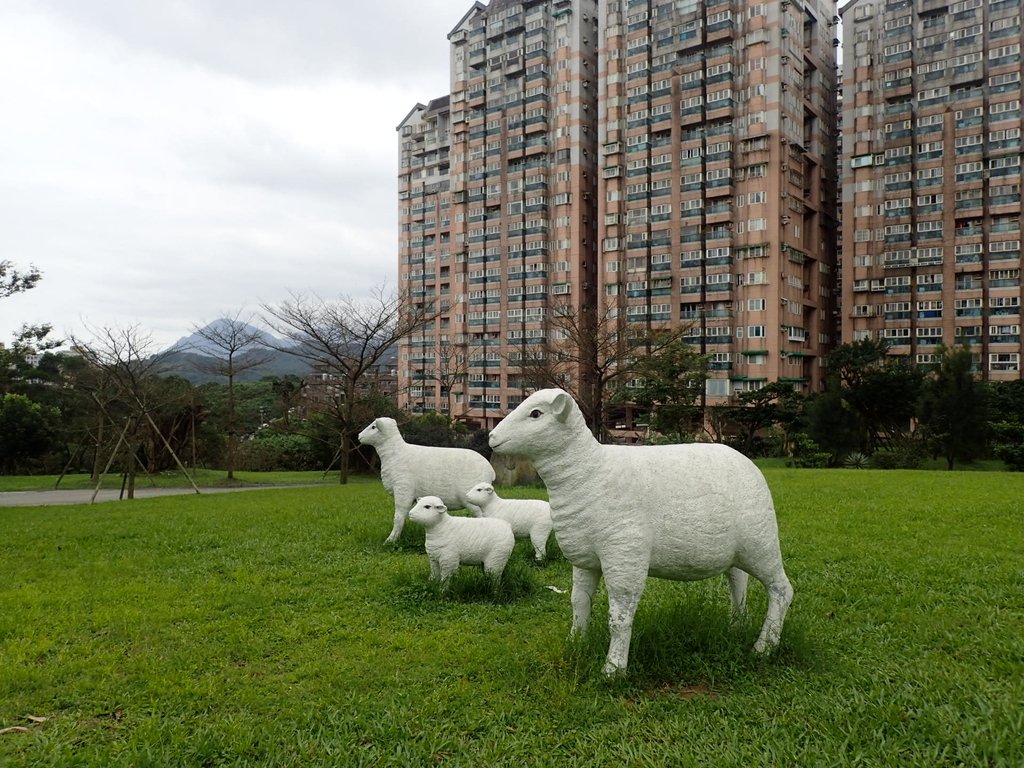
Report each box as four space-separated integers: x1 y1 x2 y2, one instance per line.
143 409 201 495
91 419 131 504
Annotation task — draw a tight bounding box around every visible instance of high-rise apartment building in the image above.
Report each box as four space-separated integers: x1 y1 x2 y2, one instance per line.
840 0 1023 376
399 0 599 428
599 0 839 403
399 0 840 429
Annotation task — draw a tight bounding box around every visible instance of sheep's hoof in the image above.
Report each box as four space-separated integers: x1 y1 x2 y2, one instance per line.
602 660 627 678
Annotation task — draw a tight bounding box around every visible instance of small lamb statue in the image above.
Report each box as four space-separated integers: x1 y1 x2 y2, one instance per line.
357 417 495 544
407 496 515 586
488 388 794 676
464 482 553 562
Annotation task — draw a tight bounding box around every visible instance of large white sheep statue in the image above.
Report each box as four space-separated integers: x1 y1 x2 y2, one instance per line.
407 496 515 585
487 388 794 676
464 482 553 562
357 417 495 544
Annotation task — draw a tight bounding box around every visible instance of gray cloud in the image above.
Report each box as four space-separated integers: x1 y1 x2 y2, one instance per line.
0 0 471 347
35 0 463 89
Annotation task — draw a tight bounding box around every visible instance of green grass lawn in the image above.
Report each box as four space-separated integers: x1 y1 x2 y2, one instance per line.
1 470 1021 766
0 469 346 493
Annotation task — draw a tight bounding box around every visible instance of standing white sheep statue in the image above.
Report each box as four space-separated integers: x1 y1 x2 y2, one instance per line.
464 482 553 562
357 417 495 544
487 388 794 676
407 496 515 585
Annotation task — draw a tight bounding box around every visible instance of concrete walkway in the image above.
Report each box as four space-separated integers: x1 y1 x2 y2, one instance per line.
0 485 306 507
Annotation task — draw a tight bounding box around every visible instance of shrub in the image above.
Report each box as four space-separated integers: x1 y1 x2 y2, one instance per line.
786 432 830 469
991 421 1024 472
869 440 925 470
843 451 870 469
995 443 1024 472
239 431 318 471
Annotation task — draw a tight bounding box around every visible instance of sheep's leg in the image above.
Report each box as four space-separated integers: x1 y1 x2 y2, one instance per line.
569 566 600 638
753 569 794 653
483 544 513 579
428 557 441 581
602 574 645 677
726 567 749 626
385 493 413 544
438 556 459 588
529 525 550 562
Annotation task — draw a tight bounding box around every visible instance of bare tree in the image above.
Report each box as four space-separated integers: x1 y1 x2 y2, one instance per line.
190 311 274 480
261 286 434 483
72 324 197 499
515 305 699 440
514 304 647 439
421 336 478 420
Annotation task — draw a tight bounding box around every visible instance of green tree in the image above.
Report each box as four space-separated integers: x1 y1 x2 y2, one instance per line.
0 260 41 298
400 411 470 448
270 376 305 428
725 381 804 456
918 344 988 470
623 333 708 442
0 324 63 395
986 381 1024 471
824 338 923 451
0 393 60 473
804 380 860 465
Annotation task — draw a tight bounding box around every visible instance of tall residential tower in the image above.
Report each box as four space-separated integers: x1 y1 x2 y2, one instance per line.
599 0 839 401
840 0 1022 376
399 0 840 428
399 0 599 428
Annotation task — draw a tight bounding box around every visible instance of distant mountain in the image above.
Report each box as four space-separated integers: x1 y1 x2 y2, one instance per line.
159 347 313 384
169 320 286 357
160 320 312 384
157 319 399 385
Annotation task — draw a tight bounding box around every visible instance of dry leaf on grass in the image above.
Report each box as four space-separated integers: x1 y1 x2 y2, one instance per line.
0 726 31 735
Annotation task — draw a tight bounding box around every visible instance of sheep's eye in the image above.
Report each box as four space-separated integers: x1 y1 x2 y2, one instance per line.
529 409 542 419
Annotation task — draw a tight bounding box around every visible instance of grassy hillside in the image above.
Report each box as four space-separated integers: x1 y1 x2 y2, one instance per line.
1 471 1021 766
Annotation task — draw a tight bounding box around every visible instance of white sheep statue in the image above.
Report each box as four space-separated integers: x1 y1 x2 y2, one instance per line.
487 388 794 676
464 482 553 562
357 417 496 544
407 496 515 585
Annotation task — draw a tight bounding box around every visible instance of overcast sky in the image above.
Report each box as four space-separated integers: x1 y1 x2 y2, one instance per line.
0 0 472 349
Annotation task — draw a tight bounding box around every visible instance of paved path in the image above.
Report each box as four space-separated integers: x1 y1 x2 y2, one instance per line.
0 485 308 507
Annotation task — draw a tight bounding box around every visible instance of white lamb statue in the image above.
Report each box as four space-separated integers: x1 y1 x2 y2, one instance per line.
357 417 495 544
464 482 553 562
407 496 515 585
487 388 794 676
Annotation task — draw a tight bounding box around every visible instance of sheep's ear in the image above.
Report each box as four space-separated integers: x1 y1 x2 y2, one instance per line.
551 391 572 423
